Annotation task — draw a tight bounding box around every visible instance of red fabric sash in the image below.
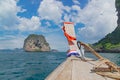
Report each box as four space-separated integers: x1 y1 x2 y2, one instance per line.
62 26 76 42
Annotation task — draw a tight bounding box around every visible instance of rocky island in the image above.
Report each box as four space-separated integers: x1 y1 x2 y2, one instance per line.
23 34 51 52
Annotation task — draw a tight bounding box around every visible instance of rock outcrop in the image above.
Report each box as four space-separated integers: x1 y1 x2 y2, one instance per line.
23 34 51 52
116 0 120 26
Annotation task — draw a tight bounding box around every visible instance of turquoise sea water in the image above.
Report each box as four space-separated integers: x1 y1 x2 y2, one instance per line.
0 50 120 80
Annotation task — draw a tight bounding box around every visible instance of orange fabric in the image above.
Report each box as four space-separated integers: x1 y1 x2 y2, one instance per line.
63 22 73 24
62 22 77 51
62 26 76 41
64 32 76 41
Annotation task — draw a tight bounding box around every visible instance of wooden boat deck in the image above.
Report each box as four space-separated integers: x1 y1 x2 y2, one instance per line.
45 56 113 80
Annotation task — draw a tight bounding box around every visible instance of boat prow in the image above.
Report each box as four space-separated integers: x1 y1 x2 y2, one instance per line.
45 22 120 80
45 56 117 80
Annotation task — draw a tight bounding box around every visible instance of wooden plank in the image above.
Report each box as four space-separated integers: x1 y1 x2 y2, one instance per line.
71 57 113 80
55 59 72 80
45 56 114 80
45 59 70 80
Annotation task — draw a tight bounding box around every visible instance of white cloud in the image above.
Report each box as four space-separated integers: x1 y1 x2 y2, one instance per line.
18 16 41 31
63 0 117 43
0 0 117 50
0 0 21 30
45 33 69 51
0 0 41 49
77 0 117 43
40 27 61 33
63 14 70 22
0 0 40 31
46 0 117 44
72 0 80 5
0 35 25 49
72 5 81 11
38 0 63 24
45 21 51 27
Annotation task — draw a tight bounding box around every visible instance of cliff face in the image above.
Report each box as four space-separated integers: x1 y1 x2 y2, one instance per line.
116 0 120 26
23 34 51 52
93 0 120 53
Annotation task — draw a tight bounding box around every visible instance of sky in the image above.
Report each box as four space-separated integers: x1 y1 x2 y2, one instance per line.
0 0 117 51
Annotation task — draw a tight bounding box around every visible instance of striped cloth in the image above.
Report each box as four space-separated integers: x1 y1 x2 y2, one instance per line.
67 50 79 57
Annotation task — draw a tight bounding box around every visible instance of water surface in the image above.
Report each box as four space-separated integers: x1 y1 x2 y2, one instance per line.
0 50 120 80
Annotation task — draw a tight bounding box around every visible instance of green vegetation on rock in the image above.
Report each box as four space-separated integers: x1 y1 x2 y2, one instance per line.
93 26 120 52
116 0 120 8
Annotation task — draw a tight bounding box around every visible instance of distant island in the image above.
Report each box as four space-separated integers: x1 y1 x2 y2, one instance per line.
51 49 59 52
92 0 120 53
23 34 51 52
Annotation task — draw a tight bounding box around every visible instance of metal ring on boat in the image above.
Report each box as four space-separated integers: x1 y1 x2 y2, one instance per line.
77 41 81 50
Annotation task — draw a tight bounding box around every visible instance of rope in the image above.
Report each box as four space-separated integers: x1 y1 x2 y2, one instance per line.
77 41 120 79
